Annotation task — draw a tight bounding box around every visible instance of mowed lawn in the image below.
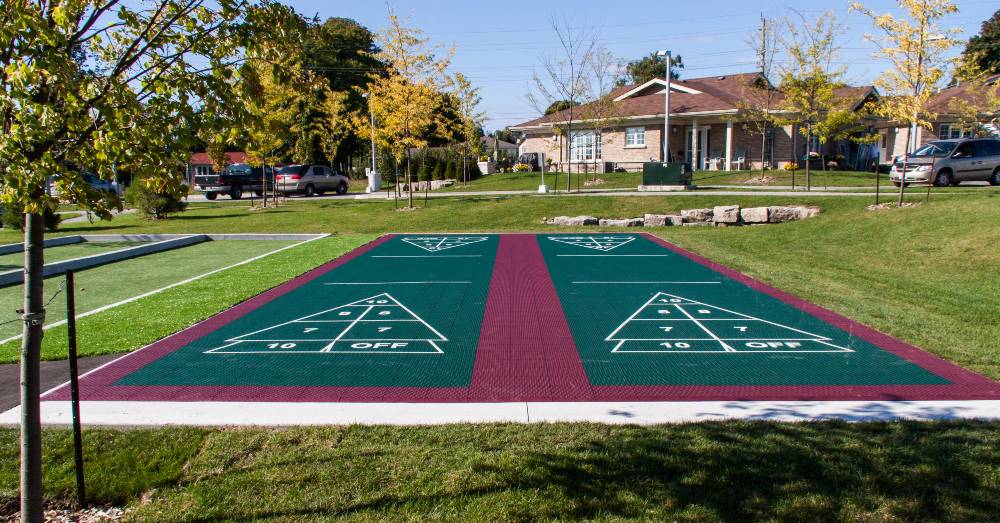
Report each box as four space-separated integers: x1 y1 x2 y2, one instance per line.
0 191 998 519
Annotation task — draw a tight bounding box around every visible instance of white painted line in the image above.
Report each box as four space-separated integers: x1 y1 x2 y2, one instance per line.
322 281 471 285
557 254 670 257
0 234 330 346
321 305 373 352
572 281 722 284
372 255 482 258
673 303 736 352
3 399 1000 426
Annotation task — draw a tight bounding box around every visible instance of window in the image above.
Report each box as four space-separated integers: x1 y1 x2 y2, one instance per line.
625 127 645 147
953 142 974 158
569 131 602 161
940 123 971 140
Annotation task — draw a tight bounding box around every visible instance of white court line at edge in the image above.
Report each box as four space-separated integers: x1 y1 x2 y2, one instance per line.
0 234 330 346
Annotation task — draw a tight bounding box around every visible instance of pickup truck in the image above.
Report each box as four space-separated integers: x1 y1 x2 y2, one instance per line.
194 163 274 200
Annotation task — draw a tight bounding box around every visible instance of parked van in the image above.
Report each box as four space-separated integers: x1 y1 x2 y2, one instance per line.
890 138 1000 187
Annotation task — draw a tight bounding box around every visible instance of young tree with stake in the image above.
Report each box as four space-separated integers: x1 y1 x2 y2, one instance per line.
452 72 485 186
0 0 251 519
777 10 846 192
850 0 960 206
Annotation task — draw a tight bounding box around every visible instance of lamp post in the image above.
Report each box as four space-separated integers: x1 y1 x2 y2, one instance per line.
362 93 378 192
657 50 672 163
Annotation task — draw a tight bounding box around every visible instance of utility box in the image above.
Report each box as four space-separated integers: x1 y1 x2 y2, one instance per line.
639 162 691 191
365 168 381 193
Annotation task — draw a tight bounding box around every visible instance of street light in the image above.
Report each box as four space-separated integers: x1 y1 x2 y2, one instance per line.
656 50 672 163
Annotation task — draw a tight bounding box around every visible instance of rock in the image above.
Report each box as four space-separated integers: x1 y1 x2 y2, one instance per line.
796 206 820 219
767 206 802 223
681 208 713 223
643 214 668 227
682 222 712 227
665 215 684 226
713 205 740 224
599 218 643 227
768 205 821 223
430 179 456 189
740 207 769 223
546 215 599 226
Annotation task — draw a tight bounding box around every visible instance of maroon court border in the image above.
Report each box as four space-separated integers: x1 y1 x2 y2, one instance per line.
46 233 1000 403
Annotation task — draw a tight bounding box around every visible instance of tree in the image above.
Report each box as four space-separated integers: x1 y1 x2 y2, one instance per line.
957 9 1000 78
737 15 780 179
777 10 846 191
453 72 485 185
851 0 960 205
616 51 684 86
544 100 580 115
0 0 249 519
576 47 625 181
359 8 452 208
527 17 599 192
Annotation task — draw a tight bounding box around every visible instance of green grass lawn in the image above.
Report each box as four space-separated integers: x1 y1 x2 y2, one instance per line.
1 191 998 519
3 421 999 520
0 241 147 272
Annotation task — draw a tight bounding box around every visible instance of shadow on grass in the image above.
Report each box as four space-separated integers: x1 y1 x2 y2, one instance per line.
155 420 1000 522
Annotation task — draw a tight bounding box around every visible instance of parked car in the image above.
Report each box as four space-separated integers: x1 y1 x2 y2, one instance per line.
275 164 349 197
47 171 119 197
890 138 1000 187
194 163 274 200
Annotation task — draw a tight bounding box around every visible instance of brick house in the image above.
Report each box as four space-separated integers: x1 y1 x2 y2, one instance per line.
876 74 1000 163
185 151 247 183
510 72 882 173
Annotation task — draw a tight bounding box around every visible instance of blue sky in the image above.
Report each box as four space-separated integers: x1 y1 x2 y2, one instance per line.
294 0 998 130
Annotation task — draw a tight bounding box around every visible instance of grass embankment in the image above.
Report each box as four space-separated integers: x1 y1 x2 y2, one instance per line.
3 421 1000 520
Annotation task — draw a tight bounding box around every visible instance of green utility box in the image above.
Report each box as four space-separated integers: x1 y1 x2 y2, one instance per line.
640 162 691 189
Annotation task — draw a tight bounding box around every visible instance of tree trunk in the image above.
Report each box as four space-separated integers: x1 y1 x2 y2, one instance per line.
760 124 767 178
805 124 812 192
20 212 44 523
897 128 911 207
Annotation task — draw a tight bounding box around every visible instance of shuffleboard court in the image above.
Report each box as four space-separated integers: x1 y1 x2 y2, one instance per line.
8 233 1000 425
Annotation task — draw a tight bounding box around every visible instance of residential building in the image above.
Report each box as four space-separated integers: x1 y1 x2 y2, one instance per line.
185 151 247 184
511 72 883 173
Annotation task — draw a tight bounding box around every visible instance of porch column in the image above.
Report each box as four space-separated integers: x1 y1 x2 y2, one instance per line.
725 120 733 171
690 118 699 171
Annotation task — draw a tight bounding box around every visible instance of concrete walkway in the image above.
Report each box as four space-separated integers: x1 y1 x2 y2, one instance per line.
0 354 121 412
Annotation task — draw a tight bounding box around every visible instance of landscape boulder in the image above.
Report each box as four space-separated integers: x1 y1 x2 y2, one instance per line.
430 179 455 190
681 208 713 223
740 207 769 224
643 214 668 227
768 205 819 223
599 218 644 227
712 205 741 224
545 215 599 226
665 215 684 226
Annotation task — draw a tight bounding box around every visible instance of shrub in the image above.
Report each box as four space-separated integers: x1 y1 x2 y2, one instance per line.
1 204 62 231
418 156 434 182
784 162 798 171
432 160 445 180
513 163 532 172
125 183 187 219
469 161 482 180
443 161 456 180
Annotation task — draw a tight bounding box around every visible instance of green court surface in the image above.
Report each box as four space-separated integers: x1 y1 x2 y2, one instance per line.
538 234 947 386
0 240 147 272
116 235 498 387
0 240 297 342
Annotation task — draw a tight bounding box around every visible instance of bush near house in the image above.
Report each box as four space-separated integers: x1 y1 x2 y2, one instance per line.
124 184 187 220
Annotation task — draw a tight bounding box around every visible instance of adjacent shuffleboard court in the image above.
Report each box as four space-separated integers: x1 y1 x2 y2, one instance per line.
9 233 1000 426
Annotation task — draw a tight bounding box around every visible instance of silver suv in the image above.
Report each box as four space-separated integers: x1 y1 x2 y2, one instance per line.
275 164 350 197
891 138 1000 187
889 138 1000 187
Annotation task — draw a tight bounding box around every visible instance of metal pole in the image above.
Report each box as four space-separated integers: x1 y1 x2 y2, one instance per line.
664 52 671 163
369 106 377 173
65 270 86 508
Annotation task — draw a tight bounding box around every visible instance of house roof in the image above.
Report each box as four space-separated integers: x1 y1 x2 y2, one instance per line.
188 151 247 165
481 136 518 149
926 74 1000 115
511 72 879 130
